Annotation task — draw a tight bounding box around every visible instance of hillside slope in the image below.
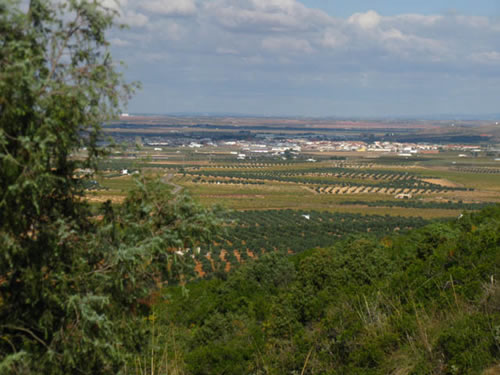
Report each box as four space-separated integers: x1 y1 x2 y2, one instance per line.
153 206 500 375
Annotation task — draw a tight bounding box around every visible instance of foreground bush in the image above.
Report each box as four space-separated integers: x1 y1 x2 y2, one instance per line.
0 1 220 373
157 206 500 374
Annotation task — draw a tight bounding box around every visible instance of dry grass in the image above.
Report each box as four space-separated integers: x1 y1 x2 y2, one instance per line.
129 316 186 375
86 195 125 204
483 365 500 375
422 178 460 188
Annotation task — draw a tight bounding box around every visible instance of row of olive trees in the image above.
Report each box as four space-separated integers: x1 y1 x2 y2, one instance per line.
187 169 467 191
192 211 429 276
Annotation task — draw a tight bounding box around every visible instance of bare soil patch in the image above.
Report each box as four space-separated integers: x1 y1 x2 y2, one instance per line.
194 260 205 277
422 178 460 188
86 195 125 204
201 194 265 199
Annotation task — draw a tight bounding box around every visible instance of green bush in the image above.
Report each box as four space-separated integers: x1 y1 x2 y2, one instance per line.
154 206 500 374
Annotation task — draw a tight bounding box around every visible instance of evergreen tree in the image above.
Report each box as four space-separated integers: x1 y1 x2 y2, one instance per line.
0 1 220 373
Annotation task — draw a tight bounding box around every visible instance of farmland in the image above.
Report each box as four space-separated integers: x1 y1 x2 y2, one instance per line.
6 2 500 372
86 128 500 279
92 149 500 214
192 210 429 278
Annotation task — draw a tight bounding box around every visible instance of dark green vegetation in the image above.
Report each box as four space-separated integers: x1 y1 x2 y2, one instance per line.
225 210 427 254
2 1 500 374
0 1 219 373
194 211 429 278
339 200 493 210
453 167 500 174
157 206 500 374
193 177 265 185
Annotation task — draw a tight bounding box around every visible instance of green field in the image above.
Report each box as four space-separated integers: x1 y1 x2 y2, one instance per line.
82 147 500 280
90 147 500 219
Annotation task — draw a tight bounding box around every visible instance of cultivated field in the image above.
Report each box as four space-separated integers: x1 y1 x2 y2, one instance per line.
81 144 500 278
89 146 500 217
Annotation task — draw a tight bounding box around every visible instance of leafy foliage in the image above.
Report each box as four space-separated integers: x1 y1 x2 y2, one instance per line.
0 1 220 373
172 209 429 280
157 206 500 374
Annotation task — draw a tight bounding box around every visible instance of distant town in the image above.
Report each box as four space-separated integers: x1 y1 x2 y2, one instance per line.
104 114 500 161
141 138 498 160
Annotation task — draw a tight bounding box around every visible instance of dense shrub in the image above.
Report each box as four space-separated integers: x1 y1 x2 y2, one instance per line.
154 205 500 374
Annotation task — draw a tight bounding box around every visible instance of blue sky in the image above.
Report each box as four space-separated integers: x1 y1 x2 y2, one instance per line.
104 0 500 117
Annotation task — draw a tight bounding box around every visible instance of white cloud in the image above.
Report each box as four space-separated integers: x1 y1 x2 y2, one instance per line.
205 0 332 33
109 37 130 47
469 51 500 64
251 0 298 12
121 10 149 27
381 28 406 41
388 13 443 27
262 36 314 54
104 0 500 116
99 0 149 27
216 47 240 55
140 0 196 16
380 29 445 60
341 11 451 61
101 0 128 12
320 27 348 48
162 22 185 40
348 10 381 30
454 15 489 28
109 1 500 66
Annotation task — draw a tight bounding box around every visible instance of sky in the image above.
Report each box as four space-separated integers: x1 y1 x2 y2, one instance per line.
103 0 500 117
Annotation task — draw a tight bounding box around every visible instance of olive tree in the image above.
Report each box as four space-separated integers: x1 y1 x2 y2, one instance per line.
0 1 219 373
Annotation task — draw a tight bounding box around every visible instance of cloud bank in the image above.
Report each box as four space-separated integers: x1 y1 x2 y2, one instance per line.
104 0 500 116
